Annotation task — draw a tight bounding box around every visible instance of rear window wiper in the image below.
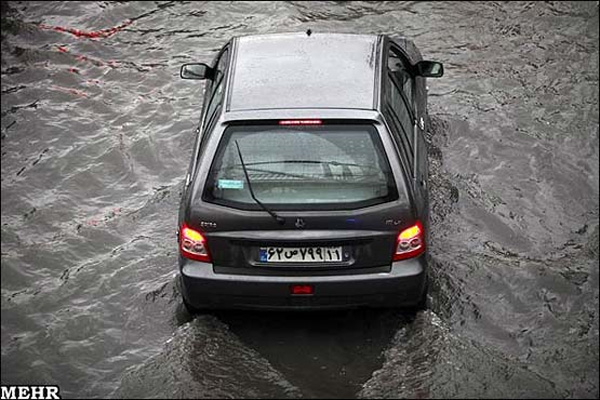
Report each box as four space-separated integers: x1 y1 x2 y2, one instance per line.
234 141 286 225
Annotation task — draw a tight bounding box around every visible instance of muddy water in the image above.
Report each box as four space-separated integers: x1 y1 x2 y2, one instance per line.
1 1 598 398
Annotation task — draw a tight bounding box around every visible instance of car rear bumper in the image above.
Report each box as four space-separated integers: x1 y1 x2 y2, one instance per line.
180 256 427 310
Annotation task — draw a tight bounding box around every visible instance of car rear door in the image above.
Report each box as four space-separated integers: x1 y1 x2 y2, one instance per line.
188 121 415 275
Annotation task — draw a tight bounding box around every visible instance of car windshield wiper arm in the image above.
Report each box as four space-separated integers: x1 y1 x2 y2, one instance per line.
234 141 286 226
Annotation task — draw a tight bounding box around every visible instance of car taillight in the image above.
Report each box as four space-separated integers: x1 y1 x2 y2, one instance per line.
393 221 425 261
179 223 211 262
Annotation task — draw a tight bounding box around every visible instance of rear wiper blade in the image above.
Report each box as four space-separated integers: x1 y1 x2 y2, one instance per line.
234 141 286 226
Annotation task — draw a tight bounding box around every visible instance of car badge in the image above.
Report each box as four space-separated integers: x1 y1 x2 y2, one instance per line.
295 218 306 229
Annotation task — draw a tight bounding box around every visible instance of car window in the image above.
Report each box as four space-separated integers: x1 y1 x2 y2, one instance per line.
203 124 400 210
388 47 414 106
213 48 228 83
204 79 225 128
384 106 414 178
386 45 415 152
203 48 229 130
386 74 415 156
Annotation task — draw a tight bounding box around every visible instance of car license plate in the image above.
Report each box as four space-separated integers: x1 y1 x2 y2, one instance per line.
259 246 343 263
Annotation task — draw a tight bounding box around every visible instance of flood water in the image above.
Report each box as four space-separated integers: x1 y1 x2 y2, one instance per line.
1 1 598 398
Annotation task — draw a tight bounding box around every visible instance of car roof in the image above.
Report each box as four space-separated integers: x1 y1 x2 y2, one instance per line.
227 33 380 112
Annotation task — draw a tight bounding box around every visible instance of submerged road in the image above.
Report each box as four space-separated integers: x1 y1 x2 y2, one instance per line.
1 1 598 398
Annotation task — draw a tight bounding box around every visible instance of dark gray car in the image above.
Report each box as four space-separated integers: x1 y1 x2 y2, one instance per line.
177 32 443 311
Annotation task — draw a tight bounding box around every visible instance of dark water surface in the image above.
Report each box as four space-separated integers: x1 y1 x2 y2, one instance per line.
1 1 598 398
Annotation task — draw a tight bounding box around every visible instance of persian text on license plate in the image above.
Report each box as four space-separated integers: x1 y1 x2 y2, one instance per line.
259 247 343 263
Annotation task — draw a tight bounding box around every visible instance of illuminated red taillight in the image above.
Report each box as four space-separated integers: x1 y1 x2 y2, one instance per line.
291 284 314 295
179 223 211 262
278 119 322 126
393 221 425 261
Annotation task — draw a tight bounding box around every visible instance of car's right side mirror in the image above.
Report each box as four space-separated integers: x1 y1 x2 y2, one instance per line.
180 63 214 80
415 61 444 78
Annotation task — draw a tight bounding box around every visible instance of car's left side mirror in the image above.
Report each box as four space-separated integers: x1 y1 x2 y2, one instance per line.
180 63 214 80
415 61 444 78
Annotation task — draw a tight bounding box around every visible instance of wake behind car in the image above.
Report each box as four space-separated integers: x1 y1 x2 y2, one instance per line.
177 32 443 311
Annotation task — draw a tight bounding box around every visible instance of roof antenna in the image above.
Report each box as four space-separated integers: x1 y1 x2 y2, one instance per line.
306 29 312 37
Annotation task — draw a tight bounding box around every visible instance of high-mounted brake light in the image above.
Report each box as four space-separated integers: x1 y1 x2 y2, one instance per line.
278 119 322 126
179 223 211 262
393 221 425 261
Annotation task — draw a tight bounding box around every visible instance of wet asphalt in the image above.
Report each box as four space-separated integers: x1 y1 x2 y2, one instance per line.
1 1 598 398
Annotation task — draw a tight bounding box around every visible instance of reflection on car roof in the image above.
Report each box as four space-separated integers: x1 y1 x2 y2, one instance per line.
228 33 378 112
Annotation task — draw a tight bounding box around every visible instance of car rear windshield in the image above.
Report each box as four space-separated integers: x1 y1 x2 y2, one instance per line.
203 123 399 210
